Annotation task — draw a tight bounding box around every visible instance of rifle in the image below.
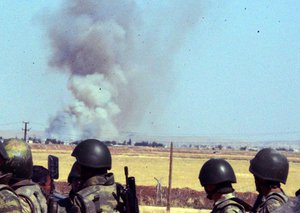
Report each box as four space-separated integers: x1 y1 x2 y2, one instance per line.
48 155 59 180
113 166 139 213
124 166 139 213
47 155 67 212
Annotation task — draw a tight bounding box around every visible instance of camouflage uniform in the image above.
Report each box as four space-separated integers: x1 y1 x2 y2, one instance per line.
11 179 48 213
0 141 22 213
71 173 119 213
272 195 300 213
212 192 245 213
199 159 249 213
249 148 290 213
0 183 22 213
256 192 288 213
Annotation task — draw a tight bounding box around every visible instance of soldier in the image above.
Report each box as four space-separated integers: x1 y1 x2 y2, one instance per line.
67 162 81 200
249 148 289 213
0 142 23 212
49 162 81 213
32 165 66 203
32 165 53 199
69 139 120 212
199 158 250 213
2 138 48 213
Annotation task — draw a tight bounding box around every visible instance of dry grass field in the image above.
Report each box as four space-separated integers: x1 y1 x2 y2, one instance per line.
31 144 300 197
31 144 300 212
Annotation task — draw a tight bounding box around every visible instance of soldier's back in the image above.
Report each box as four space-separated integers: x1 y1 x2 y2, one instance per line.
272 195 300 213
72 184 119 213
212 199 245 213
14 181 48 213
257 192 288 213
0 184 22 213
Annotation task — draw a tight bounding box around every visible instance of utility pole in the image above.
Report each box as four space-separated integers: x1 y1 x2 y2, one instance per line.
22 121 30 142
166 142 173 212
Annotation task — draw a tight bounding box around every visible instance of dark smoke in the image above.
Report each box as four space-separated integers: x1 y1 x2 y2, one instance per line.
45 0 202 141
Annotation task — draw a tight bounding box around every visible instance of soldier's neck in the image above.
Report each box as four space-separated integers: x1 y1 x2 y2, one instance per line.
212 193 222 202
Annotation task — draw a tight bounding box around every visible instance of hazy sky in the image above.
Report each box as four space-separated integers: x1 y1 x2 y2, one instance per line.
1 0 300 142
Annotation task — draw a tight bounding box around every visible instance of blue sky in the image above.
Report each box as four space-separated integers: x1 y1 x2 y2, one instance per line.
1 1 300 142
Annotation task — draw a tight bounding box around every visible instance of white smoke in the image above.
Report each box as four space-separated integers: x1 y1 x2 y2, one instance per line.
45 0 202 140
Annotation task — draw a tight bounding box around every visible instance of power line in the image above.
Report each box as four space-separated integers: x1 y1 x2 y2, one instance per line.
0 122 20 126
29 122 48 127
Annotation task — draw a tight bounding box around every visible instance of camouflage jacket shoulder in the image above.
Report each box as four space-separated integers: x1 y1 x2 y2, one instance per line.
0 184 22 213
257 191 288 213
12 180 48 213
272 195 300 213
48 197 72 213
72 173 119 213
212 193 246 213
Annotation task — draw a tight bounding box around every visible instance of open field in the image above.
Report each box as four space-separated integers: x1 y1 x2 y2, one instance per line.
31 144 300 197
31 144 300 211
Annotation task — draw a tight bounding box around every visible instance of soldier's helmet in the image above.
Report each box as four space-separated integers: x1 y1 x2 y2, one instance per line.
249 148 289 184
0 142 9 161
68 162 80 183
72 139 112 169
199 158 236 186
2 138 33 180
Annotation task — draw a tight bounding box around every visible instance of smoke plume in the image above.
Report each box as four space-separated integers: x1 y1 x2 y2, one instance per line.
45 0 202 141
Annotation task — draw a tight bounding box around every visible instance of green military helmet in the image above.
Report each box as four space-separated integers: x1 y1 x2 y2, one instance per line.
2 138 33 180
71 139 112 169
199 158 236 186
249 148 289 184
68 162 80 183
